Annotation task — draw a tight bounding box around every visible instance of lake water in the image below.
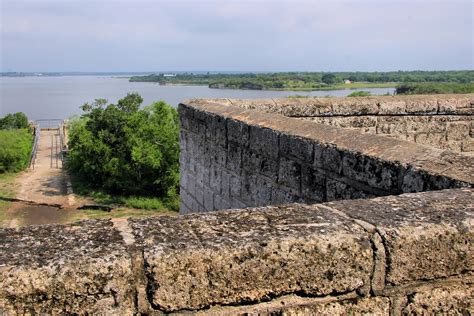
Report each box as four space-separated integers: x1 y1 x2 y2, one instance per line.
0 76 395 120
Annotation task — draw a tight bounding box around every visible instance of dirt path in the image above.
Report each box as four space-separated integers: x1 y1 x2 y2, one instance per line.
15 130 73 206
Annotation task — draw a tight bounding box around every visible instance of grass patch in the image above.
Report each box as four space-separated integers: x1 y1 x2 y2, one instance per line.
70 175 179 213
0 172 19 222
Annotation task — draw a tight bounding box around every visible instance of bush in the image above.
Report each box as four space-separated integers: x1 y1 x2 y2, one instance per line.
67 93 180 199
347 91 372 97
396 83 474 95
0 129 33 173
0 112 29 130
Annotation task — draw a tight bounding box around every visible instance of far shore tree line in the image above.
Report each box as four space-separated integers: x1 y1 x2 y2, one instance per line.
129 70 474 91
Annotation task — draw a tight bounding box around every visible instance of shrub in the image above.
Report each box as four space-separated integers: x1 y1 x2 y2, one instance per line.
0 129 33 173
347 91 372 97
67 93 180 198
0 112 29 130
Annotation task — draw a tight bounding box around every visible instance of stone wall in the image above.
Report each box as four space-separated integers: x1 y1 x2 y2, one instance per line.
1 189 472 314
228 94 474 153
179 97 473 214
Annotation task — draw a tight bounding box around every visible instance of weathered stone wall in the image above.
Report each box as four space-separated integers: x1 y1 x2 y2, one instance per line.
1 189 472 314
179 97 473 213
227 94 474 153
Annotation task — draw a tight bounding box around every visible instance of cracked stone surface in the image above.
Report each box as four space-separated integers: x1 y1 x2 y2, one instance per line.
0 219 135 314
129 204 373 312
324 188 474 285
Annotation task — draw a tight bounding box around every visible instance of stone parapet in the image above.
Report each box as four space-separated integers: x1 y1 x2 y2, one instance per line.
0 189 472 314
179 98 473 213
196 95 474 153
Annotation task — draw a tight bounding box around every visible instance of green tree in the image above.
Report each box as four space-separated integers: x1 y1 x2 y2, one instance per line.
0 112 29 130
67 93 180 197
321 73 338 85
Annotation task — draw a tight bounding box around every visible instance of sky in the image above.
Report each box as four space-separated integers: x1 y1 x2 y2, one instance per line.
0 0 473 72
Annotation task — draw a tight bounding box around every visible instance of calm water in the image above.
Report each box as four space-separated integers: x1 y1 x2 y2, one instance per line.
0 76 395 120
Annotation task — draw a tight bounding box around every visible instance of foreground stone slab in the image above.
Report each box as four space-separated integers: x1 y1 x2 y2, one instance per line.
325 188 474 286
130 204 373 312
0 220 135 314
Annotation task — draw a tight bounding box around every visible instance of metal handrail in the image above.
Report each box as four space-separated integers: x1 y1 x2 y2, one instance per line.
29 124 40 169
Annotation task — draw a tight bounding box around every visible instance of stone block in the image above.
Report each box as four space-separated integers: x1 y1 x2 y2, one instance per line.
226 143 242 174
242 149 278 181
278 157 302 191
279 133 313 162
205 112 227 148
252 176 273 206
326 179 372 201
214 194 231 210
203 187 214 211
271 186 303 205
406 98 438 114
209 165 222 194
230 175 242 199
130 205 373 312
462 138 474 152
325 188 474 286
227 118 250 147
315 144 342 174
249 125 279 159
342 152 401 192
278 296 390 315
221 170 231 199
331 99 379 116
301 165 326 202
447 122 470 141
195 184 204 206
0 220 135 314
401 283 473 315
378 100 406 115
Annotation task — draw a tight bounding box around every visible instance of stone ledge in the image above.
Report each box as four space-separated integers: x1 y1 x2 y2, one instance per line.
0 189 472 313
193 94 474 117
0 220 135 314
180 100 474 187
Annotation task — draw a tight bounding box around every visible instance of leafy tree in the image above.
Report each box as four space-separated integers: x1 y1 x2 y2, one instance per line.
0 112 29 130
67 93 179 197
0 129 32 172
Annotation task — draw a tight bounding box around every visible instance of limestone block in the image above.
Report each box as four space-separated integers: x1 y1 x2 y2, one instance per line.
314 144 342 174
301 165 327 202
405 97 438 114
376 116 408 135
280 296 390 315
242 149 278 181
462 138 474 152
129 205 373 312
378 99 407 115
249 125 279 158
401 283 473 315
414 133 446 148
204 111 227 148
331 98 379 116
325 189 474 286
0 220 135 314
341 151 401 192
227 118 250 147
278 157 302 191
447 122 470 141
271 186 303 204
226 143 242 174
326 178 373 201
280 133 314 162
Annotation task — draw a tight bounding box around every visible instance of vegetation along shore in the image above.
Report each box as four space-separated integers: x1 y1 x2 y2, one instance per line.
129 70 474 92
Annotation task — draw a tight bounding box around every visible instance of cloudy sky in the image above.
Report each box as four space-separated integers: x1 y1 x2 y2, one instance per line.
0 0 472 72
